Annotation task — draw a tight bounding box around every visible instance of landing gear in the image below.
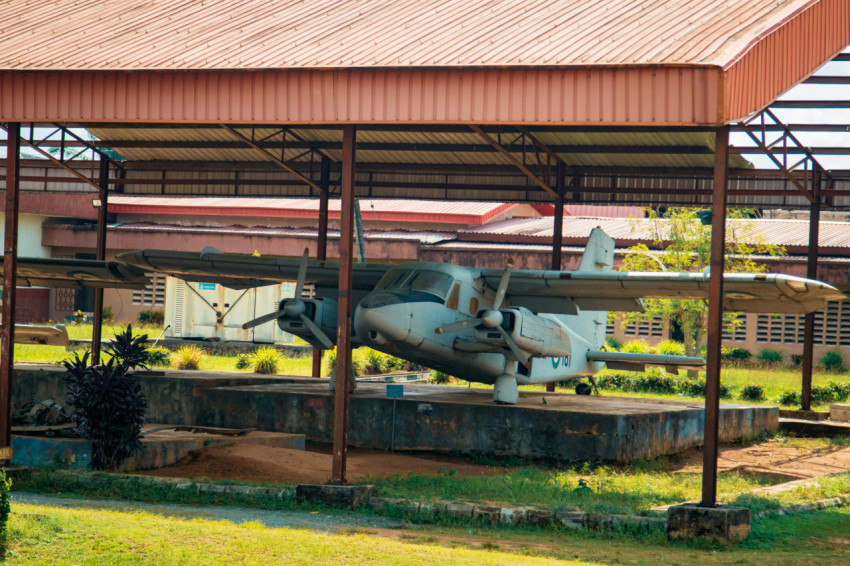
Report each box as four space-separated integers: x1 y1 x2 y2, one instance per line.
329 366 357 394
575 382 592 396
493 374 519 404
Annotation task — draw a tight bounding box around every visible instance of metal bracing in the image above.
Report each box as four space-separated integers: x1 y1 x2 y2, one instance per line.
468 125 559 198
0 122 120 193
219 125 325 194
737 109 834 203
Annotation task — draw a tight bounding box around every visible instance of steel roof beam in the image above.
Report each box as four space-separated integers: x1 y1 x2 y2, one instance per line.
468 125 559 198
219 125 324 194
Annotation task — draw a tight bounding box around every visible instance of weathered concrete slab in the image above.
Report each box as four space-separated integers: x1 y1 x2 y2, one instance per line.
831 404 850 423
667 504 750 543
779 409 830 421
780 417 850 437
296 484 376 509
12 426 305 471
12 366 777 464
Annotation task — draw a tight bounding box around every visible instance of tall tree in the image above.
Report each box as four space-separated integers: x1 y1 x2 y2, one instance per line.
619 208 786 359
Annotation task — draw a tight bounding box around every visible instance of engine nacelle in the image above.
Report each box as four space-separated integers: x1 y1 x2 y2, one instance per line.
277 297 338 349
474 307 570 357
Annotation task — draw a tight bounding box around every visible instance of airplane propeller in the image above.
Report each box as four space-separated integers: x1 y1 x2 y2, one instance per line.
434 259 530 366
241 248 334 349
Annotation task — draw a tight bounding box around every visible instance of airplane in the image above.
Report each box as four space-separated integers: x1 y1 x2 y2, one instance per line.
100 228 845 404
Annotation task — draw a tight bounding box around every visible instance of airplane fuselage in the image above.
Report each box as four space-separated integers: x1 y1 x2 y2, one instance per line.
353 261 603 386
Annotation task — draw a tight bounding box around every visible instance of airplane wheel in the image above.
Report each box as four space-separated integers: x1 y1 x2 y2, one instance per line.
575 383 592 396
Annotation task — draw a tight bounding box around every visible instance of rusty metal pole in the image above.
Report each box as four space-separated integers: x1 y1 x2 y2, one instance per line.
547 162 565 393
312 158 331 378
91 158 109 365
0 123 21 459
801 170 821 411
331 126 356 484
701 125 730 508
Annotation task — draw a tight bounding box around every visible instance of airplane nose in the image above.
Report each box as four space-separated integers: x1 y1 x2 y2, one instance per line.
354 303 412 343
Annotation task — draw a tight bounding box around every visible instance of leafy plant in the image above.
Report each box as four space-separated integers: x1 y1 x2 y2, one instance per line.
253 346 280 374
138 310 165 326
147 347 171 367
171 345 204 370
235 353 252 370
0 470 9 552
756 348 784 365
622 340 651 354
819 350 846 372
657 340 685 356
363 348 389 374
74 309 86 324
740 383 765 401
604 336 622 351
430 370 452 384
62 326 150 472
101 305 115 323
811 384 836 405
827 380 850 402
721 347 752 363
776 388 800 406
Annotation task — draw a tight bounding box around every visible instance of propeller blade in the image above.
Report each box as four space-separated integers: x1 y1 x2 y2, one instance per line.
293 247 310 299
493 259 514 311
241 309 282 330
434 317 481 335
497 326 530 367
300 313 334 349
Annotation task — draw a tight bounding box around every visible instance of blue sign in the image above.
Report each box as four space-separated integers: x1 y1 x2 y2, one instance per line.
198 283 216 291
386 384 404 398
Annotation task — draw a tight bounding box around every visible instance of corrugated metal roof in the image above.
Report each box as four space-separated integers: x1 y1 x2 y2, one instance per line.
108 196 525 224
0 0 817 70
460 216 850 251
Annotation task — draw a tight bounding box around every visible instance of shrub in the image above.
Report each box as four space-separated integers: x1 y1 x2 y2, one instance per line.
253 346 280 374
740 383 765 402
791 354 804 367
827 380 850 402
323 347 363 377
721 347 752 363
622 340 651 354
777 388 800 406
138 310 165 326
756 348 784 364
102 305 114 323
363 348 389 375
235 353 252 370
811 384 836 405
657 340 685 356
604 336 623 351
819 350 846 372
147 347 171 367
430 370 452 384
62 326 149 471
0 470 9 551
171 345 204 370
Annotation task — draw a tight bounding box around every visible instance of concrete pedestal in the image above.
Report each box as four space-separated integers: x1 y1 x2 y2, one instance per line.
667 503 750 543
831 404 850 423
296 484 376 509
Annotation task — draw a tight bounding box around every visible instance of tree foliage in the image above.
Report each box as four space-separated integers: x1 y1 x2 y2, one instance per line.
619 208 785 357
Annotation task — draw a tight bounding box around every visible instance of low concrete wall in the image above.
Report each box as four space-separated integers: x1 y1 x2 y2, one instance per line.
67 339 312 356
13 366 778 464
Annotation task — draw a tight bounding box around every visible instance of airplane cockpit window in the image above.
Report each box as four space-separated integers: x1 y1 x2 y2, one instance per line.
365 268 454 306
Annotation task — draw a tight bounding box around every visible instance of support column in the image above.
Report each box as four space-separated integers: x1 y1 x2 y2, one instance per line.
92 158 109 365
312 158 331 378
801 170 821 411
332 126 356 484
547 162 566 393
0 123 21 459
701 125 730 508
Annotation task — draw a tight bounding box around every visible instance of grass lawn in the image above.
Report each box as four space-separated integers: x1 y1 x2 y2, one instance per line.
6 499 850 565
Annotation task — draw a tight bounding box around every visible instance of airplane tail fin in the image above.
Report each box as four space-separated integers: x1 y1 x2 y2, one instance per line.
576 227 615 348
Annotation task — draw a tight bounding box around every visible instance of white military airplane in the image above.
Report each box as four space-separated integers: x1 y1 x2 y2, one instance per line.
103 228 846 404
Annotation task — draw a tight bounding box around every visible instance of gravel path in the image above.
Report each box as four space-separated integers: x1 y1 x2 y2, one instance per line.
11 492 404 532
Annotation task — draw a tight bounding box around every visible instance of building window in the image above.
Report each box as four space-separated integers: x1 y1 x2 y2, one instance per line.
722 313 747 342
54 288 77 311
624 316 664 338
133 273 166 307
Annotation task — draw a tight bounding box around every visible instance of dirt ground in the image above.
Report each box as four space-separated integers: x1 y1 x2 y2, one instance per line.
138 436 850 485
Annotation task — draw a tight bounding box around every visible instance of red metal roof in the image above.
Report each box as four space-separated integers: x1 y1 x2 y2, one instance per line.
459 216 850 254
0 0 845 124
107 196 525 225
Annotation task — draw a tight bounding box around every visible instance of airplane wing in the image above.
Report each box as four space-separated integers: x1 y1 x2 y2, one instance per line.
117 249 392 290
10 257 150 289
12 324 70 346
481 270 846 314
587 350 706 374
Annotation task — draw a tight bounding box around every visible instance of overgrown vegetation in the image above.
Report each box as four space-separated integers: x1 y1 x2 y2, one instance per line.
62 325 149 471
252 346 280 374
170 345 204 370
0 470 9 554
756 348 784 365
819 349 846 372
